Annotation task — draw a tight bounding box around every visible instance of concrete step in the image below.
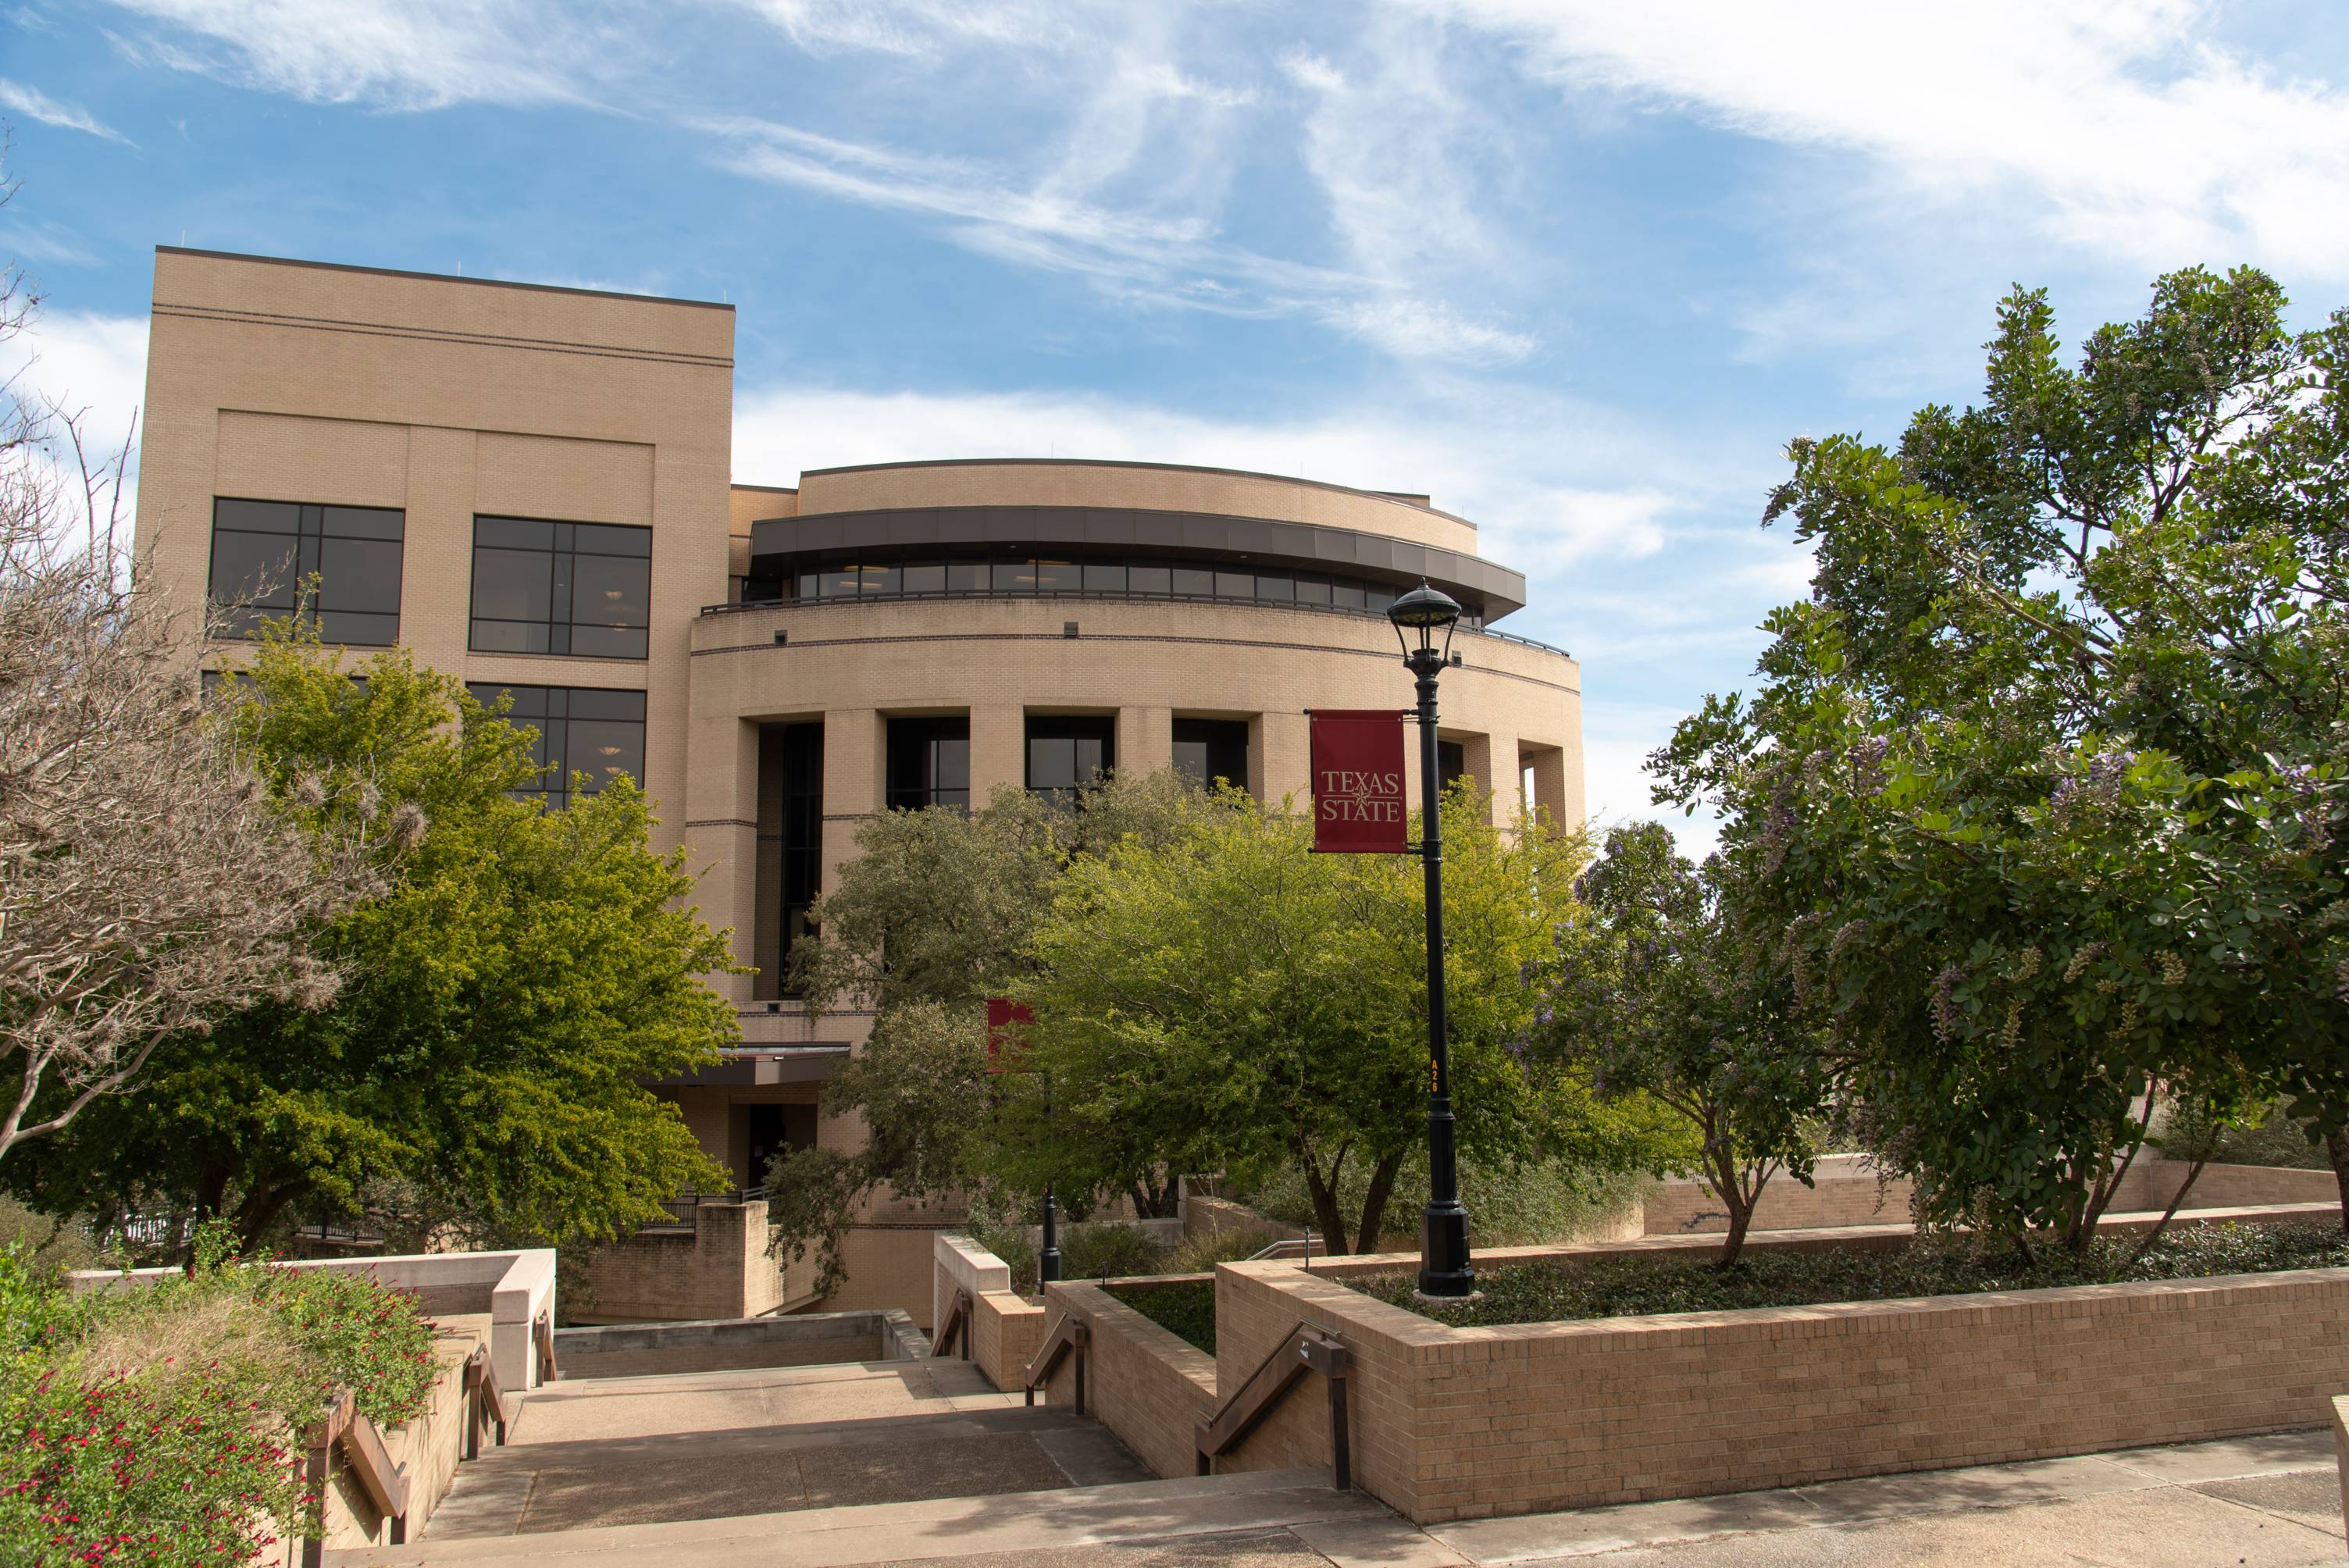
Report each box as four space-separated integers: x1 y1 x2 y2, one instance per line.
332 1466 1388 1566
422 1397 1153 1538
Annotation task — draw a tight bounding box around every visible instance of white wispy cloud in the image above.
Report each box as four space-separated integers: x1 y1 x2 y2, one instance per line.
705 112 1538 365
100 0 628 110
1410 0 2349 281
0 310 150 552
0 77 131 142
736 0 1085 62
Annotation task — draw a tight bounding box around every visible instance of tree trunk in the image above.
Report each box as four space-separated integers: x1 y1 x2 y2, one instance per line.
2328 1128 2349 1236
1716 1196 1755 1269
1298 1150 1352 1258
1353 1149 1406 1255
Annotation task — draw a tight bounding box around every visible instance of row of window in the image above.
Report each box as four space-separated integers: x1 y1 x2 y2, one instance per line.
208 498 653 660
749 556 1480 625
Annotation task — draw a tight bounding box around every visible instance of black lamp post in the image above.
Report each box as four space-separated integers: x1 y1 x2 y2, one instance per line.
1388 581 1474 1299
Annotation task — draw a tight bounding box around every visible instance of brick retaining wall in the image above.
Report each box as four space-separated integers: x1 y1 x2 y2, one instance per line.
1037 1280 1217 1481
1209 1202 2349 1523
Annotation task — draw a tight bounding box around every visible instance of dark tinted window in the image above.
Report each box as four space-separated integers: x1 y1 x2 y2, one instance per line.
209 497 405 645
1173 718 1249 793
778 722 824 990
1439 740 1468 795
466 682 647 808
886 717 971 812
1026 715 1114 808
469 517 651 659
753 552 1446 623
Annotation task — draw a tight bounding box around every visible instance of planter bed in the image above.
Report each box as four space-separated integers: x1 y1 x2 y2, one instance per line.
1200 1201 2349 1523
1105 1276 1216 1353
1351 1220 2349 1327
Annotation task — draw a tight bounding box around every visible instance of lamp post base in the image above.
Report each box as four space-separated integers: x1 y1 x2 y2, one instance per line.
1417 1203 1474 1298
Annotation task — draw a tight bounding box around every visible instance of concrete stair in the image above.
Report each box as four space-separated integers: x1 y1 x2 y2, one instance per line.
329 1466 1395 1566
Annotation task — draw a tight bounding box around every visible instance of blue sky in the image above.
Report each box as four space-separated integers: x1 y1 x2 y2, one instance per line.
8 1 2349 850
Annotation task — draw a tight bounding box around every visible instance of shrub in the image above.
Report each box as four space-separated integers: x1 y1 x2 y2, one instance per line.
1060 1223 1168 1282
0 1235 439 1566
1107 1278 1216 1355
1354 1222 2349 1329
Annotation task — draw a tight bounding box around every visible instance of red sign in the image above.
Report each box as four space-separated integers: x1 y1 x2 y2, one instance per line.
1310 710 1408 853
986 998 1034 1074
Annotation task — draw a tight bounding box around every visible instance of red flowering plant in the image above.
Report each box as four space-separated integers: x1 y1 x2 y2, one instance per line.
0 1227 437 1565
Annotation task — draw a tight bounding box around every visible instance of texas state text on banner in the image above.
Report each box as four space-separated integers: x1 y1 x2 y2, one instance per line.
1309 709 1408 853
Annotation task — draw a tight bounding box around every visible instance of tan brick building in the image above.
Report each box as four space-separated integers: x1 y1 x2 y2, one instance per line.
137 247 1585 1319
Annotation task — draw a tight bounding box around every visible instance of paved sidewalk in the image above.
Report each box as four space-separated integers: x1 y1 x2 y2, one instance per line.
356 1420 2348 1566
1429 1428 2345 1566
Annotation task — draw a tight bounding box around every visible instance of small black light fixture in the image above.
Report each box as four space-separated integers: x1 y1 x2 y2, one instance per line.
1064 621 1080 639
773 629 790 646
1385 579 1474 1299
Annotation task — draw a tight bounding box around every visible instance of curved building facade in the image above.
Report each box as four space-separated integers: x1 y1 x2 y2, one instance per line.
135 248 1583 1319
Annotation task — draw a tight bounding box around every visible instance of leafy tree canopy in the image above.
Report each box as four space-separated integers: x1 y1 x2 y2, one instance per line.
6 629 735 1250
1656 265 2349 1247
1529 821 1827 1264
1007 785 1673 1255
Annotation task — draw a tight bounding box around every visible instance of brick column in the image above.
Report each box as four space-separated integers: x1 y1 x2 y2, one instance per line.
1527 745 1572 833
1117 705 1171 779
1484 732 1522 826
820 709 883 897
1256 710 1310 807
970 702 1025 804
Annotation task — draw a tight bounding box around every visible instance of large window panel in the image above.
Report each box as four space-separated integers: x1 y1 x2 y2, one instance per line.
209 497 404 645
1173 718 1249 793
466 682 647 808
1026 715 1114 809
469 516 651 659
886 717 971 812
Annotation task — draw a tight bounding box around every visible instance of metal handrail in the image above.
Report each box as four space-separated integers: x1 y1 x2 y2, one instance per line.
1022 1313 1089 1413
699 589 1570 657
298 1391 411 1565
932 1287 975 1360
462 1345 517 1461
1196 1324 1353 1491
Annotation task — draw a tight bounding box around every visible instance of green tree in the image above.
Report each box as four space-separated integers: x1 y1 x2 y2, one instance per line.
768 774 1203 1292
1658 266 2348 1248
6 631 733 1250
1530 823 1824 1266
1012 786 1655 1255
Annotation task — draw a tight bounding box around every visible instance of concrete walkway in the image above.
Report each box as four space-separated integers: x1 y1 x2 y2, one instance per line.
422 1358 1148 1538
347 1424 2347 1566
1431 1427 2344 1566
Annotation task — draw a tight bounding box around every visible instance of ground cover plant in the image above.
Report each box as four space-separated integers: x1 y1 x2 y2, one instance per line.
1106 1278 1217 1355
0 1229 437 1565
1353 1222 2349 1329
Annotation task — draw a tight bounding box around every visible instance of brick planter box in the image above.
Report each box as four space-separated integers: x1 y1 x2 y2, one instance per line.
1207 1203 2349 1523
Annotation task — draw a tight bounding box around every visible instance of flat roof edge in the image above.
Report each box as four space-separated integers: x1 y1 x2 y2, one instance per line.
153 246 736 312
799 456 1477 532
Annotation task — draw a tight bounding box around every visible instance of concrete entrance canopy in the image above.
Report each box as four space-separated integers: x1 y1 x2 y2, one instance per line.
644 1045 850 1088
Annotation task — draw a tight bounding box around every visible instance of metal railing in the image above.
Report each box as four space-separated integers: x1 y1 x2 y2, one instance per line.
699 586 1570 657
645 1186 764 1229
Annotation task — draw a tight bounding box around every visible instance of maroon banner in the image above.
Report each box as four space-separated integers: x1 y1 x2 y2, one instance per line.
986 998 1034 1074
1310 709 1408 853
